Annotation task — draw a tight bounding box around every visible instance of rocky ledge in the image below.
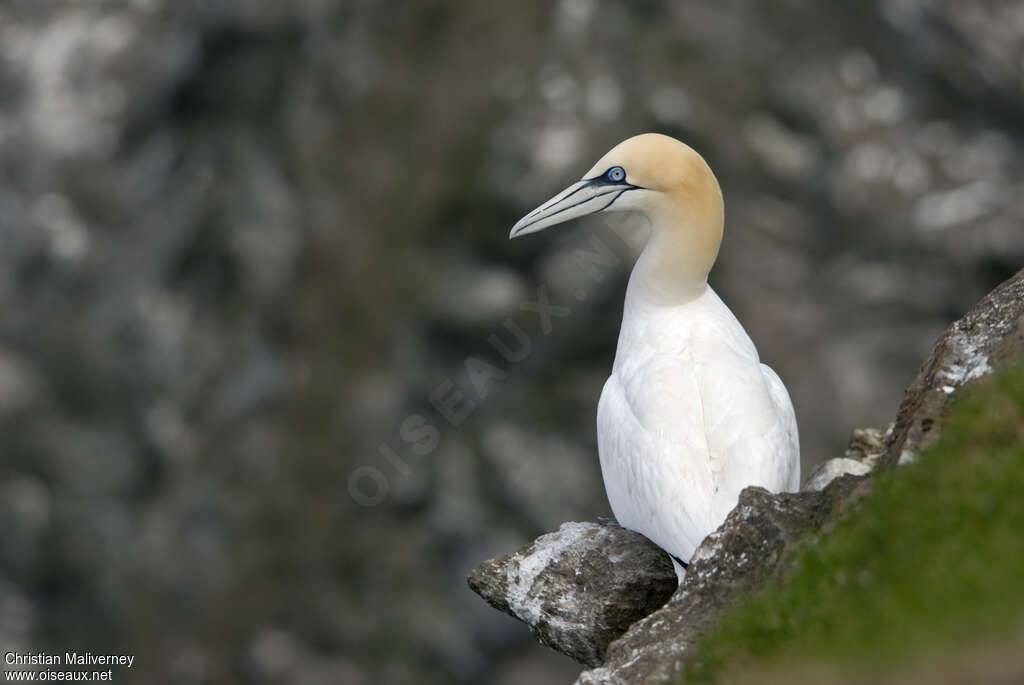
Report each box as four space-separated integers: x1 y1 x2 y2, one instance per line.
467 268 1024 684
467 521 677 667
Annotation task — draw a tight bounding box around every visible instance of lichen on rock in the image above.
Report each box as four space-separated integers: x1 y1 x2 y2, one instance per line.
883 268 1024 465
803 423 892 491
467 521 677 667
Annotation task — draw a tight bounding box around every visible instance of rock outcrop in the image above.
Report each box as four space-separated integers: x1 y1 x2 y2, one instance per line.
803 424 891 491
883 268 1024 466
576 476 870 685
468 268 1024 684
467 522 677 666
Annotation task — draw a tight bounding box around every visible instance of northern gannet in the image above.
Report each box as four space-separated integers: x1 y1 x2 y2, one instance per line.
510 133 800 578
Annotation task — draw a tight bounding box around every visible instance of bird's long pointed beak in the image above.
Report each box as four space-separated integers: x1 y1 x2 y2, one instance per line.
509 179 636 239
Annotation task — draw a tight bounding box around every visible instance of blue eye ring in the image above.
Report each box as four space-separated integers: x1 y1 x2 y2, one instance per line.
606 166 626 183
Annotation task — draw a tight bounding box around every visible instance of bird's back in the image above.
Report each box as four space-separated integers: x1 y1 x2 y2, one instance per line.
597 284 799 564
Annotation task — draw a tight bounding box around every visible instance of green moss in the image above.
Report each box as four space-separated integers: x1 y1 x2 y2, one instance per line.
686 365 1024 682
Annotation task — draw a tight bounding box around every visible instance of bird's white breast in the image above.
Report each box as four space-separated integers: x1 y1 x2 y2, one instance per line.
596 281 799 564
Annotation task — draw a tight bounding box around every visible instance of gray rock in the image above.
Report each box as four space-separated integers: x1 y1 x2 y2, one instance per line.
883 268 1024 466
466 478 871 683
844 425 892 466
803 457 873 492
803 423 892 491
467 521 677 667
576 476 871 684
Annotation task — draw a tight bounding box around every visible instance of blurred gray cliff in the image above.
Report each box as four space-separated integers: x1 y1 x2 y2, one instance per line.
0 1 1021 684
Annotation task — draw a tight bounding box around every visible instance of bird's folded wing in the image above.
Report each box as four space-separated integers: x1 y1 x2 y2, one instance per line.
606 356 717 556
760 362 800 489
696 353 800 521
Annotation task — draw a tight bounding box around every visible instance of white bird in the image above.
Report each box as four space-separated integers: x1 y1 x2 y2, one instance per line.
510 133 800 579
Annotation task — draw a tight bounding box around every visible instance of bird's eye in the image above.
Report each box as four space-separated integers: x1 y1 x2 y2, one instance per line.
606 166 626 183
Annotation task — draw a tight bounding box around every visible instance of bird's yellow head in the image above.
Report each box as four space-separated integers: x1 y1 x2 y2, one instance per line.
510 133 724 284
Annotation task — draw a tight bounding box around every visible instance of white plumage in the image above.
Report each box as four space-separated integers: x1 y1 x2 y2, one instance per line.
598 280 799 570
511 133 800 578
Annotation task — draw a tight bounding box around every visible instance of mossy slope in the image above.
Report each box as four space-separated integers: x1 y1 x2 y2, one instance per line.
687 365 1024 683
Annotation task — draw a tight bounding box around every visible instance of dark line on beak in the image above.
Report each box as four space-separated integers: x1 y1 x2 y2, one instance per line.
525 182 589 221
515 187 623 233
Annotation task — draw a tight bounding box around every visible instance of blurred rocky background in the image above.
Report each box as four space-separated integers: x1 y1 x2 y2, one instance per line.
0 0 1021 683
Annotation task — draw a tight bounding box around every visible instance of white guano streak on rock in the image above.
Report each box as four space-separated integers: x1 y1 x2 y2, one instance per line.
937 331 993 386
506 521 601 625
688 530 723 565
898 450 918 466
804 457 873 491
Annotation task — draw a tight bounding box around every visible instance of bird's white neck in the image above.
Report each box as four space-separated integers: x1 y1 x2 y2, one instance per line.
626 206 721 307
